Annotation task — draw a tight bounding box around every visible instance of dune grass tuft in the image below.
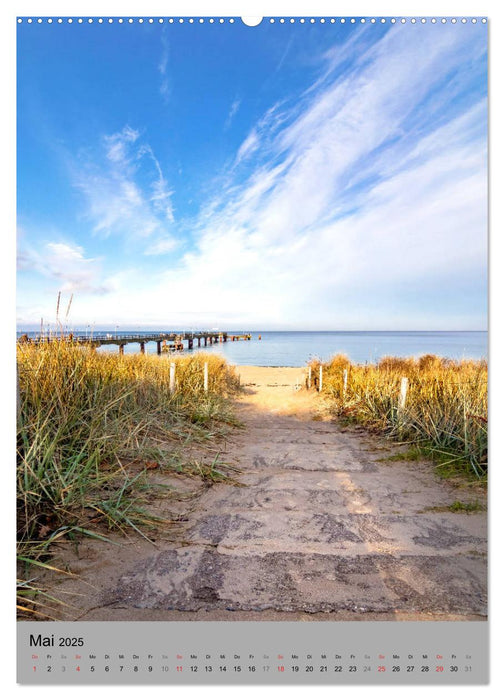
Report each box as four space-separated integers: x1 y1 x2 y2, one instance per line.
16 339 241 614
310 353 487 479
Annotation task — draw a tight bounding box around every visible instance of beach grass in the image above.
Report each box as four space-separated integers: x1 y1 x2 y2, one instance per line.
311 353 487 480
16 339 240 615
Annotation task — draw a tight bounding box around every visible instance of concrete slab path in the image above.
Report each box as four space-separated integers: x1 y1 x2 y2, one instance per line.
94 366 486 620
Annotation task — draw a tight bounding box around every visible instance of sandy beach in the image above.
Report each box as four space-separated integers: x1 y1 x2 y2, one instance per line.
237 365 314 415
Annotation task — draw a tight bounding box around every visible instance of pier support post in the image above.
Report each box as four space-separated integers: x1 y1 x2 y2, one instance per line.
204 362 208 393
204 337 208 346
209 336 213 345
188 338 193 350
119 344 124 356
198 337 201 347
140 342 145 354
169 363 176 394
157 341 161 355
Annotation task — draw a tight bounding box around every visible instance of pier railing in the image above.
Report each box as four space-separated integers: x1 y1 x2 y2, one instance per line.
17 331 252 355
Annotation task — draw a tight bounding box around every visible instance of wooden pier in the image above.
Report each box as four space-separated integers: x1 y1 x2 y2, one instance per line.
19 331 252 355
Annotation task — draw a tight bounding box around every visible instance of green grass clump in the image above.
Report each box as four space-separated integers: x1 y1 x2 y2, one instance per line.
376 447 424 462
424 500 486 513
311 353 487 479
17 340 241 610
446 500 485 512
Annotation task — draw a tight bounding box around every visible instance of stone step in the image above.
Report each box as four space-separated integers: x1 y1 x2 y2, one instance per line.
184 511 486 557
197 469 478 517
106 547 486 616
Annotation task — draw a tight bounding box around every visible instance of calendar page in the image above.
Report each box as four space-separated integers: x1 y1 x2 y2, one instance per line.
15 2 489 686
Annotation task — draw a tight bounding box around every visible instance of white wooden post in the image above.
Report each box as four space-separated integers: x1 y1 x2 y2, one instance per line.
204 362 208 393
343 369 348 396
307 366 312 389
319 364 323 392
399 377 409 410
169 362 176 394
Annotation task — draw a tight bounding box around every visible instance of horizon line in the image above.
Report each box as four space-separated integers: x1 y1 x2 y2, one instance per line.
16 327 488 333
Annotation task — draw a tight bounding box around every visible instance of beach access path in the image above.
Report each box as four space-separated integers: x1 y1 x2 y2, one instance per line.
50 366 486 621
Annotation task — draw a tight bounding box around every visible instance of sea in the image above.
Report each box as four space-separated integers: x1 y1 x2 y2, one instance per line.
19 330 488 367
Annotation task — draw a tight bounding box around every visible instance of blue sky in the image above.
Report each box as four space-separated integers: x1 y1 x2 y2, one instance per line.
16 17 488 331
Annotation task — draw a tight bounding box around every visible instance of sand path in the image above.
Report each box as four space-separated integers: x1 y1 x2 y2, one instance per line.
48 366 487 621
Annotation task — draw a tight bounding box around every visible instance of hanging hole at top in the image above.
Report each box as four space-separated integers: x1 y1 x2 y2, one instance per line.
241 17 263 27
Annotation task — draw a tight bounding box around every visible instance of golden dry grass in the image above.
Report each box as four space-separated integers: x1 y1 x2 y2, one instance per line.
310 353 487 478
17 339 240 572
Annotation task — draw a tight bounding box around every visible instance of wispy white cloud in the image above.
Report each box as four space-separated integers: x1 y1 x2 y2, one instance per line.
225 97 241 129
144 236 178 256
272 35 296 76
235 128 260 165
139 144 175 222
158 32 170 101
17 241 110 294
104 125 139 163
73 126 175 243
